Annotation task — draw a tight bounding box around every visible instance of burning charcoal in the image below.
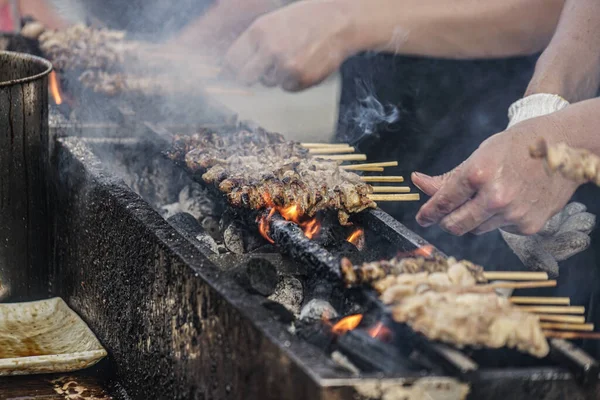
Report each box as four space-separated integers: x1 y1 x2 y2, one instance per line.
195 233 219 255
268 276 304 316
299 299 338 322
223 222 246 254
237 258 279 297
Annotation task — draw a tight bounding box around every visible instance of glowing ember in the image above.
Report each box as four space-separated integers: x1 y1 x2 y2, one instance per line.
332 314 363 335
397 244 435 259
257 195 321 243
367 322 392 342
49 71 63 105
346 228 365 250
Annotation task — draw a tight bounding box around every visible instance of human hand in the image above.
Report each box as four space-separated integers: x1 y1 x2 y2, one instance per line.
223 0 359 91
412 116 579 236
500 202 595 277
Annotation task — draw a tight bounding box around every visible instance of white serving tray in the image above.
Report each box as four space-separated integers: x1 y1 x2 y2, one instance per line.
0 297 107 376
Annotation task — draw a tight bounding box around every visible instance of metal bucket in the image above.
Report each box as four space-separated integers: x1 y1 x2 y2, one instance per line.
0 51 52 301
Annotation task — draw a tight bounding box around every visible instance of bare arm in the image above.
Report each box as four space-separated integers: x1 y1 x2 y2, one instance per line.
347 0 564 59
525 0 600 102
19 0 69 29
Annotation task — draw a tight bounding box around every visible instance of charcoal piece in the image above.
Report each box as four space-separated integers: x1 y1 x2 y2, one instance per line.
201 216 221 240
223 222 246 254
167 212 204 237
299 299 338 321
268 276 304 315
167 212 218 254
261 299 296 324
244 258 279 296
195 233 219 254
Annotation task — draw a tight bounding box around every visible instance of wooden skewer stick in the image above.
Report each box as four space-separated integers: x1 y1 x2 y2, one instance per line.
368 194 421 201
371 186 411 193
484 271 548 281
359 167 385 172
537 315 585 324
301 143 351 148
518 306 585 314
308 147 356 154
540 323 594 332
509 296 570 305
317 154 367 161
342 161 398 170
488 280 557 289
543 331 600 340
360 176 405 183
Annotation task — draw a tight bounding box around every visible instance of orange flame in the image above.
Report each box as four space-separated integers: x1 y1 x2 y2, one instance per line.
257 195 321 243
49 71 63 105
367 322 392 342
397 244 435 259
332 314 363 335
346 228 365 250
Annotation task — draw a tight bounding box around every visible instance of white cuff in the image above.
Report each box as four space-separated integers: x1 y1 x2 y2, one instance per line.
507 93 570 128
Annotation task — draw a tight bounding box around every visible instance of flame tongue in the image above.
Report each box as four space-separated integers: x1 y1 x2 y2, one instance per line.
49 71 63 105
367 321 392 342
257 200 321 243
331 314 363 334
346 228 365 250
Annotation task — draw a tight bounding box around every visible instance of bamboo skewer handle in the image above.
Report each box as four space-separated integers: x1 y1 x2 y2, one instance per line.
360 167 385 172
301 143 351 148
369 194 421 201
543 331 600 340
489 280 557 289
518 306 585 314
537 315 585 324
510 296 570 305
540 323 594 331
371 186 411 193
342 161 398 170
360 176 405 183
318 154 367 161
308 147 356 154
484 271 548 281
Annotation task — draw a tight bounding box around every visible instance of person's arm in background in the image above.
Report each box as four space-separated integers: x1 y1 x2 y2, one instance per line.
19 0 70 29
164 0 292 56
222 0 564 90
413 0 600 237
524 0 600 104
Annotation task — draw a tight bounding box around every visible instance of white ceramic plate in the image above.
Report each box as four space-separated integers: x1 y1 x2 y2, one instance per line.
0 297 107 376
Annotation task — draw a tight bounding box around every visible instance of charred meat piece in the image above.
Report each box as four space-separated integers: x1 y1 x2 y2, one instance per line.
39 24 133 71
391 288 549 358
202 155 375 226
531 138 600 186
340 255 487 287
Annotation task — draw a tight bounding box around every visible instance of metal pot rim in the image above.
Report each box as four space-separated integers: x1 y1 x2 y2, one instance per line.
0 51 52 87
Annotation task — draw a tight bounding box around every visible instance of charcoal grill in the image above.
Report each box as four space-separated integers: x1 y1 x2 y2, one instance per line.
41 92 600 399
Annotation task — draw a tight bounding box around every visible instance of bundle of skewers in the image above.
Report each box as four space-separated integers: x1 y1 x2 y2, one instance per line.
166 128 420 226
341 253 599 358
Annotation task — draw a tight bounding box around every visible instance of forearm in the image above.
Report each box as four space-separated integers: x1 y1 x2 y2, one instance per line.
525 0 600 103
345 0 563 59
544 98 600 155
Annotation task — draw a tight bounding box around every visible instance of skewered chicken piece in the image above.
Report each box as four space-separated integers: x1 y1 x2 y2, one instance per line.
39 24 134 71
167 128 305 169
530 138 600 186
391 288 550 358
202 155 376 225
340 255 487 288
